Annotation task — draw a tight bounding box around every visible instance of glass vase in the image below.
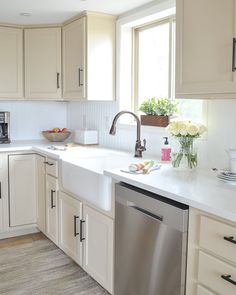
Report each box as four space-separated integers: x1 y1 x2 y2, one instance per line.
172 136 197 169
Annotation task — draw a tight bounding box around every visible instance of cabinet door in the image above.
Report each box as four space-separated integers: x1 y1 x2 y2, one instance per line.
63 17 86 99
36 155 46 234
176 0 236 98
25 28 62 99
9 154 37 226
0 27 23 98
46 175 58 245
58 192 82 265
83 205 113 293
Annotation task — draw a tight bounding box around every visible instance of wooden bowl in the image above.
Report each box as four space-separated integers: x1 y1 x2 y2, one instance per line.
42 131 71 142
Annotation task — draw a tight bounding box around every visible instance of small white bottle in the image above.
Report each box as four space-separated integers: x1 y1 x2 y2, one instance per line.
161 137 171 161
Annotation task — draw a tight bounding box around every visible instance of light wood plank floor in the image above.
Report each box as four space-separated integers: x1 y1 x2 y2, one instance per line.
0 233 110 295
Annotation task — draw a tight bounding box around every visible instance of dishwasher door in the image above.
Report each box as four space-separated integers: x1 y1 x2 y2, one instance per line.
115 183 189 295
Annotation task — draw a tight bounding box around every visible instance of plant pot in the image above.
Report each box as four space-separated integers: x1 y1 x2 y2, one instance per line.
140 115 170 127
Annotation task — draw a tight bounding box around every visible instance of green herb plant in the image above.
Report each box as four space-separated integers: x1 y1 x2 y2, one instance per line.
139 97 178 116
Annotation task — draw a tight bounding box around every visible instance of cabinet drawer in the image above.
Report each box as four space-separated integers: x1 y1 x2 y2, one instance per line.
197 285 215 295
198 251 236 295
199 215 236 264
45 158 58 178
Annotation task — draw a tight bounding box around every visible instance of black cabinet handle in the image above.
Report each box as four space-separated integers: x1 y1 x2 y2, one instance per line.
44 161 54 166
50 190 56 209
0 181 1 199
80 220 85 242
78 68 84 87
232 38 236 72
224 236 236 244
74 216 79 237
221 274 236 286
57 72 60 89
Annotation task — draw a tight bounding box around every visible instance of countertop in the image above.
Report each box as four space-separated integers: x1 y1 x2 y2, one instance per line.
1 140 236 223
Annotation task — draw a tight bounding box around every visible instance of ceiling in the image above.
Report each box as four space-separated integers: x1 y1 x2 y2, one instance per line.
0 0 155 25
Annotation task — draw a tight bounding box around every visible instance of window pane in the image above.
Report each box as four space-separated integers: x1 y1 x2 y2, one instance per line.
137 22 170 107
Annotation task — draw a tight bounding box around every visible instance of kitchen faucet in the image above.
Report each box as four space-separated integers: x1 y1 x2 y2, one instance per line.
109 111 146 157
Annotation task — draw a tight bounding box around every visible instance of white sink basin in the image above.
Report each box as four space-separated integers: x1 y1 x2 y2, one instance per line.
61 153 137 212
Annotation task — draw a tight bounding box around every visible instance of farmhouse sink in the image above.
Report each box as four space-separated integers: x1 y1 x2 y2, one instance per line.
60 153 136 212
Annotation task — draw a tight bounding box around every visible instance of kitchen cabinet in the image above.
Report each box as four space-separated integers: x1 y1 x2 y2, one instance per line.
176 0 236 99
24 28 62 100
83 204 113 293
36 155 46 234
46 174 58 245
0 154 8 232
9 154 37 227
58 192 82 265
0 26 23 99
63 12 116 101
186 208 236 295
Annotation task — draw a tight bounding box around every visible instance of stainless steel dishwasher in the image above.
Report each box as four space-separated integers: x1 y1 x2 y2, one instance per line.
115 182 189 295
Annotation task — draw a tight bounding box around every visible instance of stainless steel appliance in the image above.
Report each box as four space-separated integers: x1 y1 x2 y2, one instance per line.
115 182 189 295
0 112 10 143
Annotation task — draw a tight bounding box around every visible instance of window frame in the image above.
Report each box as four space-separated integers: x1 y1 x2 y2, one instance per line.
132 16 176 114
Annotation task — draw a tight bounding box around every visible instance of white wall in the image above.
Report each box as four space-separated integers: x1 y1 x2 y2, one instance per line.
67 99 236 170
0 101 67 140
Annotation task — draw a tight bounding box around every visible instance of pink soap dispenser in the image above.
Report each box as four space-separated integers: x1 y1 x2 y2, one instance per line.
161 137 171 161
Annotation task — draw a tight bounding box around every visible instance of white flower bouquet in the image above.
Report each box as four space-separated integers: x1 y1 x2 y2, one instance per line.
167 121 207 169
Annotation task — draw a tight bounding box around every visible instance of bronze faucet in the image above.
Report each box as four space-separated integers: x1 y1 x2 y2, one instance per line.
109 111 146 158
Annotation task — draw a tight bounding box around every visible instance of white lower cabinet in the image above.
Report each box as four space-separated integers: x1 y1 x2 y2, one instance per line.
58 192 82 265
46 175 58 245
36 155 46 234
83 204 113 293
197 285 215 295
0 153 8 232
9 154 37 226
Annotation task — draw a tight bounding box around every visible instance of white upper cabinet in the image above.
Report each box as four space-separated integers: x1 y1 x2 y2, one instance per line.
63 17 86 100
0 27 23 99
63 12 116 101
24 28 62 100
176 0 236 99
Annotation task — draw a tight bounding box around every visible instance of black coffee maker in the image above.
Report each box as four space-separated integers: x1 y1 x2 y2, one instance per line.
0 112 10 143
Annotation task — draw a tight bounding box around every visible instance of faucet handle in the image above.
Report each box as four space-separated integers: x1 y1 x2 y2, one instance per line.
143 139 146 150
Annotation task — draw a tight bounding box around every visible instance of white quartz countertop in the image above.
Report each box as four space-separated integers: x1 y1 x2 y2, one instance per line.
104 165 236 223
1 140 236 222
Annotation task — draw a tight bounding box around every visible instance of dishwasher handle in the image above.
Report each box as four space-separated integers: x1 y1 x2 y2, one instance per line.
129 204 163 222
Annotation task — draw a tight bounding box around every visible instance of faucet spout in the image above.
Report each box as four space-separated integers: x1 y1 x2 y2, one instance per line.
109 111 146 157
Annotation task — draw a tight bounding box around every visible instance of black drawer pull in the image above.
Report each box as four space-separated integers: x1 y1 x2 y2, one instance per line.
221 274 236 286
232 38 236 72
51 190 56 209
44 161 54 166
224 236 236 244
80 220 85 242
74 215 79 237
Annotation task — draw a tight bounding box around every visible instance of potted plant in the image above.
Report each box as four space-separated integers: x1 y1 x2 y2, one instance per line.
139 97 178 127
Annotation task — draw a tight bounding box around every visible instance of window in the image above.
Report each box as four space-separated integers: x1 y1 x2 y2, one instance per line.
117 3 207 127
133 18 176 112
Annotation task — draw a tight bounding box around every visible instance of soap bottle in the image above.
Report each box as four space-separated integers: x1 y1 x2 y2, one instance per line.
161 137 171 161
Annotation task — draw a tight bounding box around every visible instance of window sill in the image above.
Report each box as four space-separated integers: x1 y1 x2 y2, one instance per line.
117 122 167 133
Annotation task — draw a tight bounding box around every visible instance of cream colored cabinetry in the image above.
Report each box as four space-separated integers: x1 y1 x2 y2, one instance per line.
9 154 37 227
83 204 113 293
46 174 58 244
24 28 62 99
0 27 23 99
36 155 46 234
0 154 8 232
186 208 236 295
58 192 83 265
63 13 116 100
176 0 236 99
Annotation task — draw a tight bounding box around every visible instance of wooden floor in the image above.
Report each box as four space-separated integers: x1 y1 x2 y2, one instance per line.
0 232 47 249
0 233 109 295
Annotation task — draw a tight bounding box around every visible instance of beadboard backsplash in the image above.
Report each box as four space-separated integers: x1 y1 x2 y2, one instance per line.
67 99 236 170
